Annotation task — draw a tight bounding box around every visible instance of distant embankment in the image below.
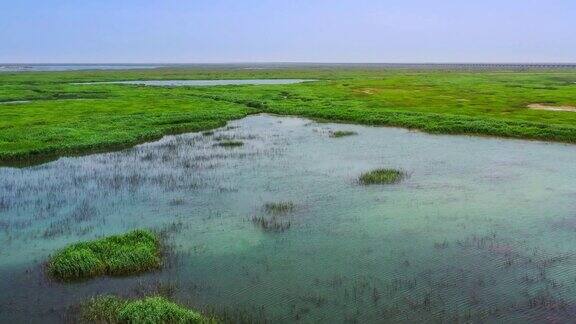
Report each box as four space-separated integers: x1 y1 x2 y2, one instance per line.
287 63 576 71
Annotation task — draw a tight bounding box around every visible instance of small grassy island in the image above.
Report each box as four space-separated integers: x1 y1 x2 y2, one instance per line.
82 295 214 324
359 168 406 185
48 229 161 281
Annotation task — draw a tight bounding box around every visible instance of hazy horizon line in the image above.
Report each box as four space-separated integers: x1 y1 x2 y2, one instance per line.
2 62 576 65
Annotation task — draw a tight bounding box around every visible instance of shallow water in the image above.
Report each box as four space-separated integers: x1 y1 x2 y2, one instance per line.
1 114 576 323
82 79 314 86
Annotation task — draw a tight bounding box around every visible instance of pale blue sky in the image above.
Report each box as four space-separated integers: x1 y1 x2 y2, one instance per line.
1 0 574 63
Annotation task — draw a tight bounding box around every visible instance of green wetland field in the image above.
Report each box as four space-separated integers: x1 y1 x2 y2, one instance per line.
2 66 576 164
1 66 576 323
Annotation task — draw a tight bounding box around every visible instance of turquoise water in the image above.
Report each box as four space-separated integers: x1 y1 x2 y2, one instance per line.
1 115 576 323
82 79 314 86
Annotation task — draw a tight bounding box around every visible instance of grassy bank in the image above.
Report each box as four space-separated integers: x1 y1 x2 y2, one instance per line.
1 68 576 165
0 92 252 165
48 229 161 281
81 295 214 323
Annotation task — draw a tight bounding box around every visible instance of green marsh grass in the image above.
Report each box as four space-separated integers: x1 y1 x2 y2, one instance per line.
47 229 161 281
359 168 405 185
2 68 576 165
81 295 214 324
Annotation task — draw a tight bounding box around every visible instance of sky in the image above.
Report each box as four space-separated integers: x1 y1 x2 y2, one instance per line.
0 0 574 63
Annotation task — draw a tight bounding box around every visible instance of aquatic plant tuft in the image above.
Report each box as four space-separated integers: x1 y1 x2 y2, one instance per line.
264 201 296 214
359 168 405 185
330 130 357 138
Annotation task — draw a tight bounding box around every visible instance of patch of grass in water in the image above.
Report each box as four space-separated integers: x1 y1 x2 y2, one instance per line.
252 215 291 233
47 229 161 281
330 130 357 138
215 140 243 148
81 295 214 324
169 198 186 206
202 130 214 136
264 201 296 214
359 168 405 185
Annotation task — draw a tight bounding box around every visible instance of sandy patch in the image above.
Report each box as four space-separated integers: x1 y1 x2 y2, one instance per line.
528 103 576 112
355 88 381 95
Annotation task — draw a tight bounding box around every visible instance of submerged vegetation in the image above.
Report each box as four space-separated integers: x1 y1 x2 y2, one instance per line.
2 67 576 165
359 168 405 185
251 215 291 233
330 130 357 138
252 201 296 232
48 229 161 281
263 201 296 214
81 295 213 324
215 140 244 148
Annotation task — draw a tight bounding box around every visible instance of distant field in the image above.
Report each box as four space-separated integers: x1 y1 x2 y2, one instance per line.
1 67 576 164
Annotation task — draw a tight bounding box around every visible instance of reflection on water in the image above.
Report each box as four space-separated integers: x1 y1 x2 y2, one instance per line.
79 79 315 86
1 114 576 323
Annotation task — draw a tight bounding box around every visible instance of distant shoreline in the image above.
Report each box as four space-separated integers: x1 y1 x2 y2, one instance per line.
1 62 576 72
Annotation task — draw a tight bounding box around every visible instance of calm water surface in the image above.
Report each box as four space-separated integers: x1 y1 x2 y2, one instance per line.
0 64 164 72
1 115 576 323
